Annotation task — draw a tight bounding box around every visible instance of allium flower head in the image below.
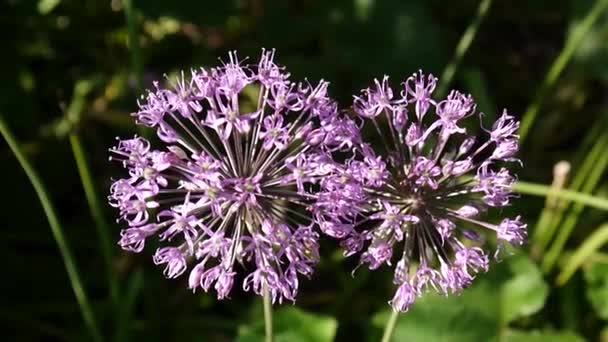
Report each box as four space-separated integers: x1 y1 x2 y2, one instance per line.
109 50 347 303
313 70 526 312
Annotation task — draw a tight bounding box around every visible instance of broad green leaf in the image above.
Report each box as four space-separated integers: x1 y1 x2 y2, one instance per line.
502 329 585 342
237 307 337 342
370 254 551 341
371 277 500 342
38 0 61 14
584 263 608 319
500 255 549 324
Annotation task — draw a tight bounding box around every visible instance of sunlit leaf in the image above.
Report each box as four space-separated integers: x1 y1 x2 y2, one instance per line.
371 277 500 342
237 307 337 342
502 329 585 342
500 255 549 324
38 0 61 14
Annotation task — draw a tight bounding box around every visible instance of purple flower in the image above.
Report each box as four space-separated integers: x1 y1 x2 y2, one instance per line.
110 50 344 303
313 72 525 312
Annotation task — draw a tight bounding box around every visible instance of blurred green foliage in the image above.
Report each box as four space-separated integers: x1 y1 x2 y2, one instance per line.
2 0 608 341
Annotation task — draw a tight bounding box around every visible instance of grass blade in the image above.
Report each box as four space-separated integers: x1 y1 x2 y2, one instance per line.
70 133 119 305
556 223 608 285
436 0 493 98
519 0 608 142
0 115 103 342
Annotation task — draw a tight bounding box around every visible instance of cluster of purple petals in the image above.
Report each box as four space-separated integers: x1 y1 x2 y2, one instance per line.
312 72 526 312
109 50 356 303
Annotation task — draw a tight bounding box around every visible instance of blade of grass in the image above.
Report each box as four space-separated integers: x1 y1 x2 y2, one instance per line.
531 162 571 259
533 127 608 253
65 80 119 306
70 133 119 304
0 115 102 342
542 147 608 272
519 0 608 143
556 223 608 285
123 0 144 92
114 269 144 342
436 0 493 98
123 0 150 139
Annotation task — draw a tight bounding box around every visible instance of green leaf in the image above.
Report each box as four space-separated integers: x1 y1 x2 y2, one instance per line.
584 263 608 319
502 329 585 342
237 307 337 342
370 255 551 341
500 255 549 324
37 0 61 14
371 277 500 342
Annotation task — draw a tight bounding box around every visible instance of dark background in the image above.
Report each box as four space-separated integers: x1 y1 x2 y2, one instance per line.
1 0 608 341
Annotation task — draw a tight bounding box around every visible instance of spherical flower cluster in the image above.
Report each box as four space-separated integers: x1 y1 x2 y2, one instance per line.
312 72 526 312
109 50 355 302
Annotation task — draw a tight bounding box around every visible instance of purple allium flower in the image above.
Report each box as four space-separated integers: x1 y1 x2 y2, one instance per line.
109 50 345 303
313 70 526 312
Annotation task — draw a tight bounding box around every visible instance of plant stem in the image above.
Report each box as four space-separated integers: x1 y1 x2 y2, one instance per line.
381 309 400 342
263 285 274 342
436 0 493 98
519 0 608 143
69 133 119 305
0 116 102 342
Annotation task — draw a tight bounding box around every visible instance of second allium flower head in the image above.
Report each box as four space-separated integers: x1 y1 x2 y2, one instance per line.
109 50 356 303
313 73 526 312
109 50 526 310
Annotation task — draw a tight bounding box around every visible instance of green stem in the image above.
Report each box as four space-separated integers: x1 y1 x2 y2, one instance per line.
514 181 608 211
69 133 119 305
436 0 493 98
519 0 608 143
381 310 400 342
0 116 102 342
263 285 273 342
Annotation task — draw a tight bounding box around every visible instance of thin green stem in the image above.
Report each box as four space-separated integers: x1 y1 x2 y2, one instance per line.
519 0 608 142
514 181 608 211
381 309 400 342
263 285 274 342
69 133 119 305
436 0 493 98
0 116 102 342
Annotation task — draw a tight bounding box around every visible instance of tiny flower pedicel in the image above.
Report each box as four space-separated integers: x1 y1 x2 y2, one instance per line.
313 72 526 312
109 50 351 303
